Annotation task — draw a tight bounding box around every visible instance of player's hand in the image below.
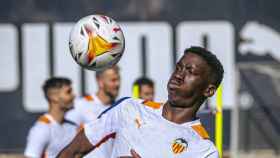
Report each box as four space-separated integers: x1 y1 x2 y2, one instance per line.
130 149 141 158
118 149 141 158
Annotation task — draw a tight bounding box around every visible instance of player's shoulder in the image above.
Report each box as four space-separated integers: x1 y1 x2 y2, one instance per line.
190 121 210 140
141 100 162 110
190 139 218 158
189 121 218 157
115 98 162 109
75 94 95 104
97 97 131 118
36 114 52 125
73 94 98 110
82 94 95 102
98 98 162 117
32 114 53 131
28 114 51 137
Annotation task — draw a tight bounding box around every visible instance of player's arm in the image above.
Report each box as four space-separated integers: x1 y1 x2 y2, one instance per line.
58 97 130 158
56 129 93 158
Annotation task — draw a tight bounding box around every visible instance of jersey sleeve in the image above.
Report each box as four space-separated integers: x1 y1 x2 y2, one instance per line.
83 97 130 148
84 106 119 147
24 122 50 158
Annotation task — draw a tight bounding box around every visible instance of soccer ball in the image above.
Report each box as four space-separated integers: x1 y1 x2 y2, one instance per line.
69 15 125 71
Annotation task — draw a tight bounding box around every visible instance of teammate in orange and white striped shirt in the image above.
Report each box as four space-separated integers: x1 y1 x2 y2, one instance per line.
24 77 77 158
65 65 121 158
57 46 224 158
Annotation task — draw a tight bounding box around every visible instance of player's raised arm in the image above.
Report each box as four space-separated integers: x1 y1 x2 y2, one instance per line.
56 129 93 158
58 97 129 158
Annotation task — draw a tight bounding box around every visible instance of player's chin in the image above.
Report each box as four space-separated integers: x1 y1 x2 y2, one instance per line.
168 95 186 107
167 93 179 104
111 90 119 98
65 103 74 110
108 93 118 100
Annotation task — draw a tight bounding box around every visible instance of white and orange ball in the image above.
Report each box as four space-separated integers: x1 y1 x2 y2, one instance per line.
69 14 125 71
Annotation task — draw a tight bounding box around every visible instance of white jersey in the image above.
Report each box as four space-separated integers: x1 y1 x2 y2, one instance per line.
66 94 109 125
24 114 78 158
84 97 218 158
65 94 112 158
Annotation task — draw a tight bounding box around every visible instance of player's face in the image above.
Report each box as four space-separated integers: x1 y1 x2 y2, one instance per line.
57 85 75 110
100 68 120 100
140 85 154 101
167 52 213 107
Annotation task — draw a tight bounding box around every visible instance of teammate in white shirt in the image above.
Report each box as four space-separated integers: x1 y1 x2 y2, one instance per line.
24 77 77 158
57 46 224 158
65 65 121 157
66 65 120 125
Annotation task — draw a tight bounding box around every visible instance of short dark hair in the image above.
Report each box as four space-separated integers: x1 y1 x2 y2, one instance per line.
133 77 154 90
184 46 224 87
42 77 72 100
95 65 120 79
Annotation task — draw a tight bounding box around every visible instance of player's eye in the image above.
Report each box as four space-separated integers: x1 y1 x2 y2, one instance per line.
67 88 72 94
175 65 183 72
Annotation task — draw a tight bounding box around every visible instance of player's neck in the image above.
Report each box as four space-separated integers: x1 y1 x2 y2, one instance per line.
162 102 197 124
48 104 65 124
96 90 114 105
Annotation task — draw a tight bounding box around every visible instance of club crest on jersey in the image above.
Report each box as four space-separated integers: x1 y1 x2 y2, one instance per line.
171 138 188 154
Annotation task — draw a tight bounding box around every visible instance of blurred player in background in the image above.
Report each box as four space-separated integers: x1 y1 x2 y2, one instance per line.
133 77 155 101
24 77 77 158
66 65 120 125
65 65 121 157
57 46 224 158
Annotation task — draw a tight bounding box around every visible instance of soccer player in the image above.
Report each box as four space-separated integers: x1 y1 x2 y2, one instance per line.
133 77 155 101
66 65 120 125
57 46 224 158
24 77 77 158
65 65 120 157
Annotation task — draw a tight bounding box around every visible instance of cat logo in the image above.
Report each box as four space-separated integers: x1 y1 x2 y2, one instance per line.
171 138 188 154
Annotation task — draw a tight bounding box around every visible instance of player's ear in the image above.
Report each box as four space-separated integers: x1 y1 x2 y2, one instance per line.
96 76 104 88
48 89 59 103
203 84 216 97
98 79 104 88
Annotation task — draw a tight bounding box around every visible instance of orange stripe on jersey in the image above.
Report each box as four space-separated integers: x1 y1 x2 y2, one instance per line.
178 146 185 153
38 115 51 124
94 132 116 148
142 100 161 109
191 124 210 139
84 95 94 101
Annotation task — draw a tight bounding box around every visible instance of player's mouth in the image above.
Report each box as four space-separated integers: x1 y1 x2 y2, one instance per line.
168 80 180 97
168 78 181 89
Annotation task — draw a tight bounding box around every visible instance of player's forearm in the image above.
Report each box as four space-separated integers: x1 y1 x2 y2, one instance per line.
56 147 77 158
56 129 93 158
56 142 87 158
